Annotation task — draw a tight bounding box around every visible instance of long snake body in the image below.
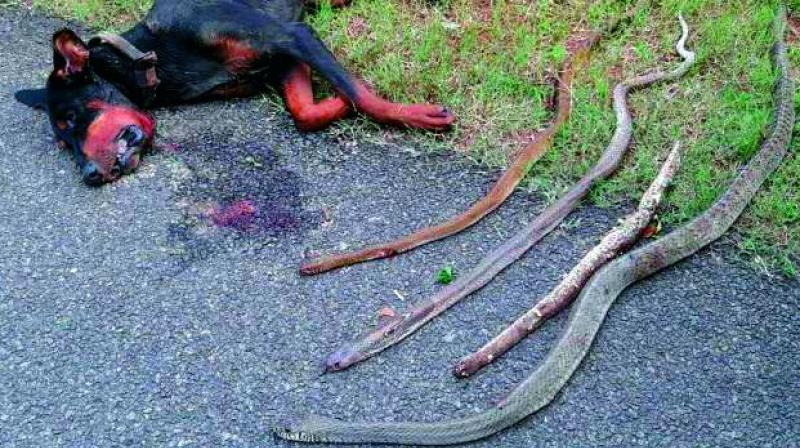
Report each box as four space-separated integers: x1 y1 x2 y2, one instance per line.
299 23 611 276
274 6 794 446
323 13 696 374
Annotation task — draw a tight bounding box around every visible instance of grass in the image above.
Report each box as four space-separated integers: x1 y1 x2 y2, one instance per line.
20 0 800 277
27 0 149 28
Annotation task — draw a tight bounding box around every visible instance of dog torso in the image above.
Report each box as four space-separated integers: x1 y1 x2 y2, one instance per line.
93 0 308 106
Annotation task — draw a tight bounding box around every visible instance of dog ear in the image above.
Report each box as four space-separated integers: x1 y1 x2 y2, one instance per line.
14 88 48 110
52 29 90 77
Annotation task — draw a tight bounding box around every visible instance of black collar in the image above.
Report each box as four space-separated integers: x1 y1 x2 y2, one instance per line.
89 32 160 106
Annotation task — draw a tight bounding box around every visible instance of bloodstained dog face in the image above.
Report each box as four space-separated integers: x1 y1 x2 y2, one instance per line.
15 29 155 186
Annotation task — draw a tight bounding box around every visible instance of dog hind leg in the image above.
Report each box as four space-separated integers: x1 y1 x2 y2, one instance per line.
282 62 351 131
276 23 455 131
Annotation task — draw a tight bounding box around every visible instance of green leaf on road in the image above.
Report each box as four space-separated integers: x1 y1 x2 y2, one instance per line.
436 265 455 285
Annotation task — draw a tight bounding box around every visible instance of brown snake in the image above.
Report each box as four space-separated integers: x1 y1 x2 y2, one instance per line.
299 18 625 276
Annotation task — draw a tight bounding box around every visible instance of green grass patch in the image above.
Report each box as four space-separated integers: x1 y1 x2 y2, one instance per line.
20 0 800 277
28 0 150 30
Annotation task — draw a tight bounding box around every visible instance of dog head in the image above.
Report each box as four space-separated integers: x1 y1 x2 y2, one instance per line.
16 29 155 186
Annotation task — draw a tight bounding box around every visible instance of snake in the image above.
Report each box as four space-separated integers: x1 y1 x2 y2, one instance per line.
322 13 696 374
453 141 682 378
298 14 629 276
274 6 794 445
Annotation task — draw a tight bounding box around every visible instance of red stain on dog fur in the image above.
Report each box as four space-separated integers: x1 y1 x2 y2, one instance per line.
54 32 89 76
214 36 260 73
83 100 156 176
210 200 258 229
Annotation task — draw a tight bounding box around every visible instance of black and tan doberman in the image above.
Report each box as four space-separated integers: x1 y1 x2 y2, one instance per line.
15 0 455 185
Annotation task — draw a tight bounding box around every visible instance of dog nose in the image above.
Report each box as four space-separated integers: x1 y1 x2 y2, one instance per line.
82 161 104 186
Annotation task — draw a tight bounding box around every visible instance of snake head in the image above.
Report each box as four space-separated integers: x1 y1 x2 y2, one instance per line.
272 416 342 443
323 346 366 373
323 308 407 373
272 419 316 443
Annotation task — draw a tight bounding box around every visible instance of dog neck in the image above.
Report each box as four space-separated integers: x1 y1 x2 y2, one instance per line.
88 24 160 108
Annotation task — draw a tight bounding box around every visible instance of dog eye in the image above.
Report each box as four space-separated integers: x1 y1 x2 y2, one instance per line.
65 110 77 126
56 110 77 130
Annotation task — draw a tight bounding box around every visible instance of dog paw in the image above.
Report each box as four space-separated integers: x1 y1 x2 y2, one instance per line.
398 104 456 131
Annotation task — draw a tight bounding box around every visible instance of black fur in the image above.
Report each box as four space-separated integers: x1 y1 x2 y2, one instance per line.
14 89 47 109
98 0 360 105
15 0 363 184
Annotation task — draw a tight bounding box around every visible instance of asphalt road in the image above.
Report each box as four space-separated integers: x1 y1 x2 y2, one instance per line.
1 8 798 448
